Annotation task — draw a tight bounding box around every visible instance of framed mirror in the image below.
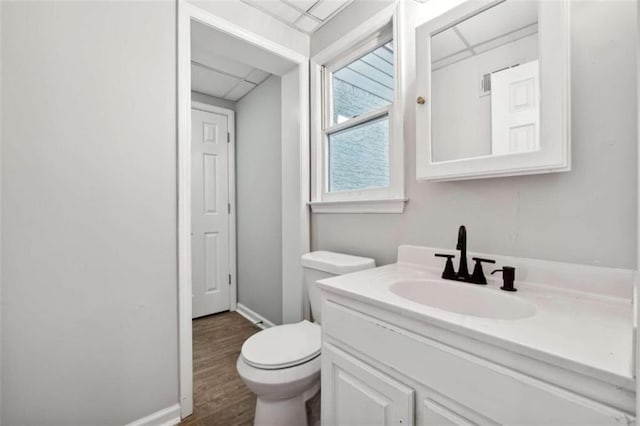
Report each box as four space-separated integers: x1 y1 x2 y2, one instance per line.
415 0 570 181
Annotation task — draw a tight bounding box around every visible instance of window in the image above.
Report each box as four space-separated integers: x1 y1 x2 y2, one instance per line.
310 10 405 213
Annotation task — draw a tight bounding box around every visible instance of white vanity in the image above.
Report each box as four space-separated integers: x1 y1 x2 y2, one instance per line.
317 245 635 425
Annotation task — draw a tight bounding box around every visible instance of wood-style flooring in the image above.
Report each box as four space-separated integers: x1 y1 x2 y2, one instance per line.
180 311 260 426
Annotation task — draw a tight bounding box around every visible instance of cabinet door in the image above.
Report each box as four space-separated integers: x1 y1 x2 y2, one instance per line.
322 343 414 426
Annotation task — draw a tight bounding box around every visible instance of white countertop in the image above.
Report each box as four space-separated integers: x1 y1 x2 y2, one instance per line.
317 261 634 390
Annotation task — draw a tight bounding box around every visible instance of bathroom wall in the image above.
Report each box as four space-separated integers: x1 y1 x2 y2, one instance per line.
311 0 638 269
1 1 178 425
236 75 283 325
192 91 237 111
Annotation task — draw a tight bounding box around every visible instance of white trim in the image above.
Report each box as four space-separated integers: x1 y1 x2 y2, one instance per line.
190 101 238 312
309 198 407 214
236 303 276 329
178 0 310 419
324 105 390 136
124 404 181 426
415 0 571 181
310 2 406 209
636 0 640 413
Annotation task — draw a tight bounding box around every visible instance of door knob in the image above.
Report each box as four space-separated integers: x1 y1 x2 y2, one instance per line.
416 96 426 105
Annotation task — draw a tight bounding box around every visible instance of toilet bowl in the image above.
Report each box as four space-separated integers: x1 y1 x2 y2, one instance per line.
236 251 375 426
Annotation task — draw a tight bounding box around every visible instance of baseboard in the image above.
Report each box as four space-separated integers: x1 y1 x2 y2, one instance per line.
125 403 181 426
236 303 276 329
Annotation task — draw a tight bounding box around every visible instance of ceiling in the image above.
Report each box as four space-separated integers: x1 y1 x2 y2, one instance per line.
191 21 296 101
431 0 538 70
240 0 353 34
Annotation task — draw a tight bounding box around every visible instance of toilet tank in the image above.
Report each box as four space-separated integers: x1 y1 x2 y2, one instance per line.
301 251 375 324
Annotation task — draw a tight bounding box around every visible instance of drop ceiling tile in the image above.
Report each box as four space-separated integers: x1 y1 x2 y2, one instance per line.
294 15 319 32
455 0 537 48
272 1 303 22
191 65 242 98
226 81 257 101
286 0 318 12
430 27 468 63
245 69 270 85
248 0 302 23
308 0 347 20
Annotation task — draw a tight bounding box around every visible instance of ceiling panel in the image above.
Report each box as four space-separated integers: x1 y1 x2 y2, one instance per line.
431 0 539 70
245 69 270 85
240 0 351 35
455 1 538 48
431 28 468 63
286 0 319 12
244 0 303 23
192 51 254 80
294 15 319 32
225 81 258 101
308 0 345 20
191 65 242 99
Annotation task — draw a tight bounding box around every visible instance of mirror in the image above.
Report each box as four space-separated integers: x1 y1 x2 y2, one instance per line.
415 0 570 181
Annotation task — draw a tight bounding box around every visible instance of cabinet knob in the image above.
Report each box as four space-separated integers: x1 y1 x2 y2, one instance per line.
416 96 426 105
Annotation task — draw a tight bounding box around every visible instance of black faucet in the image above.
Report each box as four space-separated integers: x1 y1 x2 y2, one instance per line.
435 225 495 285
456 226 470 280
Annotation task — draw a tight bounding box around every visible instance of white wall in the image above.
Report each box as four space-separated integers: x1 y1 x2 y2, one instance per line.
1 2 178 425
312 0 638 270
432 34 538 162
192 91 237 111
236 75 283 325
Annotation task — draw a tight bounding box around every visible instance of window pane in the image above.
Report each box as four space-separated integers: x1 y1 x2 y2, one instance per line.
328 116 389 192
332 42 394 126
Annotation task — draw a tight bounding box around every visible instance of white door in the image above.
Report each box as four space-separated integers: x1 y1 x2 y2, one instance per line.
191 107 231 318
490 60 540 156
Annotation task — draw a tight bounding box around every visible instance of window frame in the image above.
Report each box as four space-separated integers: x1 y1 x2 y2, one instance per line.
310 3 405 213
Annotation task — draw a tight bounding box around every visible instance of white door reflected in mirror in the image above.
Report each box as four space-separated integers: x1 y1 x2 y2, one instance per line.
491 60 540 156
430 0 540 163
415 0 570 181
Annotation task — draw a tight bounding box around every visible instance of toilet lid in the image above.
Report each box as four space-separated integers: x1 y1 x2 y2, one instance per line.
241 320 321 370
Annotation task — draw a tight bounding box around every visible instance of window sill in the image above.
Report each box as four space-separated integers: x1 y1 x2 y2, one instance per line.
309 198 407 214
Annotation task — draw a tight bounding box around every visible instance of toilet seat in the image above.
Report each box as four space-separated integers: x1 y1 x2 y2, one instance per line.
241 320 321 370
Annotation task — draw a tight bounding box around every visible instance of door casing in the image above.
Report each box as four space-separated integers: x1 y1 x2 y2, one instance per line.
177 1 311 418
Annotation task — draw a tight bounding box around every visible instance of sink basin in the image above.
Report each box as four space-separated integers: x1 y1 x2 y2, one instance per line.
389 279 536 320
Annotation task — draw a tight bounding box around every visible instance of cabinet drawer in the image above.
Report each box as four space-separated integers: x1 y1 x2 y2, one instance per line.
322 299 632 425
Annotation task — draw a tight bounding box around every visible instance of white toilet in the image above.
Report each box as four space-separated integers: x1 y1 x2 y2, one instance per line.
236 251 375 426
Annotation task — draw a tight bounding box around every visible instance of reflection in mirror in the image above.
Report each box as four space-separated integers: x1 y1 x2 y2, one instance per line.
430 0 539 163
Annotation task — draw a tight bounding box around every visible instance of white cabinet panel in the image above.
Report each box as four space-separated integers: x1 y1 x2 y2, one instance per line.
322 343 414 426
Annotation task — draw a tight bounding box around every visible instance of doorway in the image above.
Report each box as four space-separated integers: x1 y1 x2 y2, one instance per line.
177 2 311 419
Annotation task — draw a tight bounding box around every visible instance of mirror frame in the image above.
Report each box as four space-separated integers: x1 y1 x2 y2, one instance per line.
415 0 570 181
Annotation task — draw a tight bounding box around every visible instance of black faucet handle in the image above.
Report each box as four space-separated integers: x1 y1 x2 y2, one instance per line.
472 257 496 264
469 257 495 285
435 253 455 259
434 253 456 280
491 266 517 292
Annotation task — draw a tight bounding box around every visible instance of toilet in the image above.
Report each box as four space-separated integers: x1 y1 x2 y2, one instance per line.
236 251 375 426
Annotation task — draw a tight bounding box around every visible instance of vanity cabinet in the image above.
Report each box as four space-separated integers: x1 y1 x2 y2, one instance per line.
320 294 634 425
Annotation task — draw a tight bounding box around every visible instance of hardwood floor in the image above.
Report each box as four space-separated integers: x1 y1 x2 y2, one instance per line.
181 311 260 426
